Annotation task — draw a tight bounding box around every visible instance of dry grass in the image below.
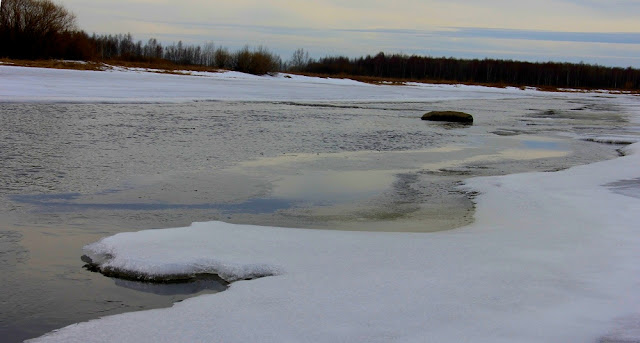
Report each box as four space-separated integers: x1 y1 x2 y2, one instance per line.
0 58 222 74
103 60 220 73
0 58 104 70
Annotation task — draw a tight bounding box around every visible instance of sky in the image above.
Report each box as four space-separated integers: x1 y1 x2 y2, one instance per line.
57 0 640 67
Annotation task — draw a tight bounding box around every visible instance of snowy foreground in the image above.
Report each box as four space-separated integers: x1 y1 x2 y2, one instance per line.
32 145 640 343
5 65 639 342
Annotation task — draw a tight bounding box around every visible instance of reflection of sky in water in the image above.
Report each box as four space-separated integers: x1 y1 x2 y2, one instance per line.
114 277 227 296
521 140 565 151
12 138 570 214
11 193 294 214
11 170 397 212
271 170 396 203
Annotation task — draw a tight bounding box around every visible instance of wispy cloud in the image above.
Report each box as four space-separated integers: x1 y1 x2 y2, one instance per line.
340 27 640 45
61 0 640 67
94 15 640 46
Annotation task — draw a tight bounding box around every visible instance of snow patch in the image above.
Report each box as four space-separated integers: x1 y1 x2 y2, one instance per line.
82 223 283 282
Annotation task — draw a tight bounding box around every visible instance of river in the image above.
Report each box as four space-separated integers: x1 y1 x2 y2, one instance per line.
0 97 633 341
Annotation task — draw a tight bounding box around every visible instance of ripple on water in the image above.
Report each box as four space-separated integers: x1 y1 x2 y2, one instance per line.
0 231 29 265
0 98 632 342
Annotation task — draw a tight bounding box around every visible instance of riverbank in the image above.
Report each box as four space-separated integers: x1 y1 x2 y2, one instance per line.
2 59 638 95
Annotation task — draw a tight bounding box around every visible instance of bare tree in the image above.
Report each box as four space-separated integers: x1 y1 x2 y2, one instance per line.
1 0 76 35
0 0 79 58
202 41 215 66
288 48 309 71
214 47 232 69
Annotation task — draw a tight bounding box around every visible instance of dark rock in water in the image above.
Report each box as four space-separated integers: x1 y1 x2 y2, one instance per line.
421 111 474 123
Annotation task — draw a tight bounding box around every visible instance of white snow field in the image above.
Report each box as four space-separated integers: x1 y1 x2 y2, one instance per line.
1 64 534 103
4 65 639 342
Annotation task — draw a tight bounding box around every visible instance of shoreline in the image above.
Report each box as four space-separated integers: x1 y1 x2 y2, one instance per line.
2 59 638 96
30 141 640 343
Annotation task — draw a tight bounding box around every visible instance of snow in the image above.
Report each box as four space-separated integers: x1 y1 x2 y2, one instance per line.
6 65 639 342
0 64 539 103
33 146 640 342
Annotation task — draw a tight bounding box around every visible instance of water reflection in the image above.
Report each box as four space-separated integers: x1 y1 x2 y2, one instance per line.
113 275 228 296
426 121 473 129
271 170 396 204
521 140 565 151
11 193 294 214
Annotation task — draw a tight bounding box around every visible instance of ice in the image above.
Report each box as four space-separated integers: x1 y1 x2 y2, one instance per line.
31 141 640 342
82 226 284 282
6 65 638 342
1 64 537 103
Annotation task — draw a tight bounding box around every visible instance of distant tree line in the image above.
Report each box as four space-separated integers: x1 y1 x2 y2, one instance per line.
301 52 640 90
0 0 281 74
90 33 281 74
1 0 639 86
0 0 93 60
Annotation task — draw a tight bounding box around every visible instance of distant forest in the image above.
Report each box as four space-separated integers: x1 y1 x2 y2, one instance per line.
1 0 639 90
304 54 640 90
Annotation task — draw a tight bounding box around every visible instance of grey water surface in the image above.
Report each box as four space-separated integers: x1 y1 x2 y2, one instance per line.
0 98 634 342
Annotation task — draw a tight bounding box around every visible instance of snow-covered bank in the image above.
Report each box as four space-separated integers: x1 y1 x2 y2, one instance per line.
0 64 535 103
31 141 640 342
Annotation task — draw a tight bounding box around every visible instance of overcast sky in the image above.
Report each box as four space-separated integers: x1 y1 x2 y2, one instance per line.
57 0 640 67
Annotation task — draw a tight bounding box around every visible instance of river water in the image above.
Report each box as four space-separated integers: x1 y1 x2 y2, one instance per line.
0 97 635 341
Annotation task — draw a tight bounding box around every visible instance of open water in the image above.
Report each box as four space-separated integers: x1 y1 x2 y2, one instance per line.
0 97 635 341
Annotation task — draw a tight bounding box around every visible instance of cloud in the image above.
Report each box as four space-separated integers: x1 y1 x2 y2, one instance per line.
341 27 640 45
56 0 640 67
62 0 640 32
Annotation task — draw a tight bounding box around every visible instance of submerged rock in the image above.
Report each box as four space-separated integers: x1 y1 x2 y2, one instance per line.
421 111 474 123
